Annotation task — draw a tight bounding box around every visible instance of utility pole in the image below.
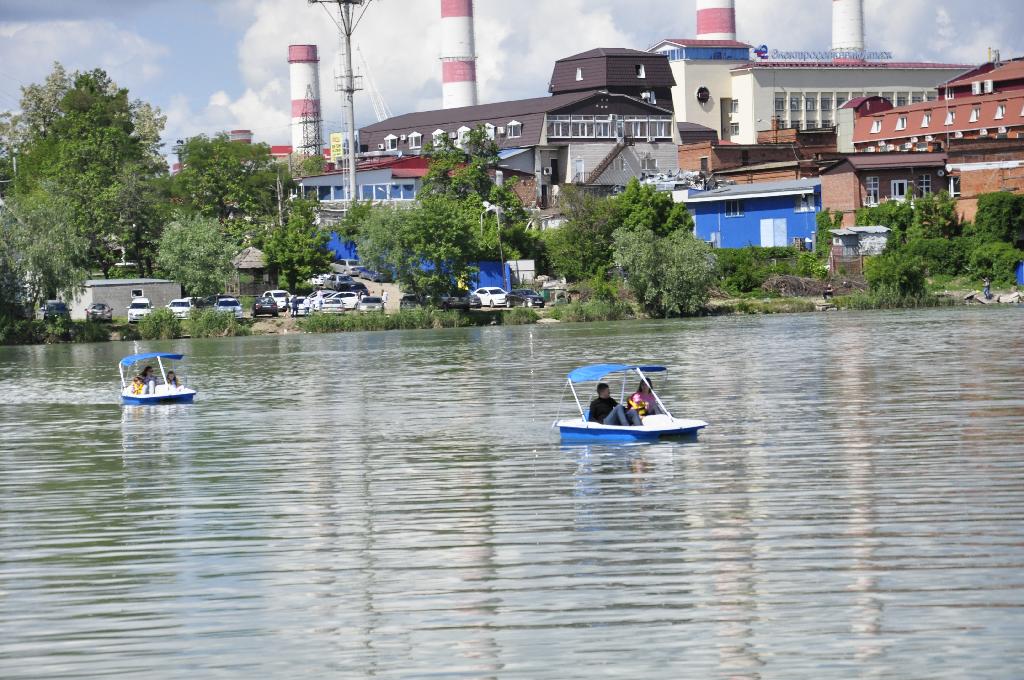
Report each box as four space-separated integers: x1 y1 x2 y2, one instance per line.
308 0 371 203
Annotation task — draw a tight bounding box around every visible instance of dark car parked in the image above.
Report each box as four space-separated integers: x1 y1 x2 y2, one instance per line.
337 281 369 296
507 289 545 308
41 300 71 321
324 274 355 291
355 266 389 283
399 294 423 310
437 293 480 311
85 302 113 322
251 296 280 318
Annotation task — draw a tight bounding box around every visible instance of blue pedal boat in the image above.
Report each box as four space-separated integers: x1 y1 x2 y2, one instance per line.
119 352 197 405
555 364 707 441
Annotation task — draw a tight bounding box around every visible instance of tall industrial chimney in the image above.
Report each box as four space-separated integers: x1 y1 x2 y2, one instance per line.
695 0 737 41
288 44 323 155
832 0 865 53
440 0 478 109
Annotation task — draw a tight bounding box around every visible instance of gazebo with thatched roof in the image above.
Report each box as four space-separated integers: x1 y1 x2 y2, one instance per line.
230 246 276 296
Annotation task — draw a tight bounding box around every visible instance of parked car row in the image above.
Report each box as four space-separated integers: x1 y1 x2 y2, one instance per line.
399 288 545 311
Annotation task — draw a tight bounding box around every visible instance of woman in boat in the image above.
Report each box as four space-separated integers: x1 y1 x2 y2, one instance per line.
165 371 183 392
628 380 659 418
140 365 157 394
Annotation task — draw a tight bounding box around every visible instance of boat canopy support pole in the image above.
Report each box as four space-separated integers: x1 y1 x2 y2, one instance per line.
636 368 673 419
157 358 168 388
569 380 584 419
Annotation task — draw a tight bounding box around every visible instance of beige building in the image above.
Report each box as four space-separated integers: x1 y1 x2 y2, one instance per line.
650 39 972 144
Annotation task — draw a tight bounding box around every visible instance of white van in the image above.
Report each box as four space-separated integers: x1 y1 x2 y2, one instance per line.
333 259 361 276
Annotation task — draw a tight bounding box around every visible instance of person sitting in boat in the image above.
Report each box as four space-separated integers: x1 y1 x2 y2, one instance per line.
130 375 145 396
589 382 641 427
140 365 157 394
165 370 183 392
627 380 659 419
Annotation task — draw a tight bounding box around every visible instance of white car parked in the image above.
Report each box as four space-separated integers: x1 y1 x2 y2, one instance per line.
357 296 385 313
333 291 360 310
166 298 194 319
472 287 509 308
321 297 347 314
214 297 244 319
127 297 153 323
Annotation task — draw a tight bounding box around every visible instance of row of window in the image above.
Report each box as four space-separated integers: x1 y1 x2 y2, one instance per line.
723 194 816 218
546 115 673 140
863 175 943 205
311 183 417 202
381 121 523 151
869 101 1021 134
774 91 936 115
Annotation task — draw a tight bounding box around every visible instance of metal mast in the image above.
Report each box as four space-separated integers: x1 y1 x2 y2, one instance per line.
308 0 372 202
298 83 324 157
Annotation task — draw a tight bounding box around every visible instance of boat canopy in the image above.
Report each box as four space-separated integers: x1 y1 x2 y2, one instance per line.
119 352 185 367
566 364 667 383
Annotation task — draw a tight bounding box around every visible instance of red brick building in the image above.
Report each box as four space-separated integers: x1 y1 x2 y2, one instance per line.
678 126 838 175
819 152 948 225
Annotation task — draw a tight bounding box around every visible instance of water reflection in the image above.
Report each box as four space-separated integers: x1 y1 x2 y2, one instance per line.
0 308 1022 678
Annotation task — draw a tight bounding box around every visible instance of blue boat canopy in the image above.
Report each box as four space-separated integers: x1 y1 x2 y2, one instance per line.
567 364 667 383
119 352 185 367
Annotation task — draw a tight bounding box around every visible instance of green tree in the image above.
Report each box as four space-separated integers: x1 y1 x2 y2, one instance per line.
170 133 281 223
967 192 1024 244
421 126 499 201
816 208 843 259
0 188 91 309
857 200 915 247
542 186 618 281
613 179 693 237
263 199 333 292
156 214 235 296
968 241 1024 285
10 67 166 277
613 226 716 317
864 251 928 299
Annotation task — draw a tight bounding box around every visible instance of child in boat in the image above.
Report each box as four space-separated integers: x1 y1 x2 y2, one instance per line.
165 371 183 392
628 380 658 418
130 375 145 395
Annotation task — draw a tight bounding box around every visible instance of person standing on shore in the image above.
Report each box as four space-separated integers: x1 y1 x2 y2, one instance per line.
290 295 299 318
983 277 992 300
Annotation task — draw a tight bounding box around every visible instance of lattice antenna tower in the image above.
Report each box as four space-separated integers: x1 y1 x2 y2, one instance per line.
298 83 324 157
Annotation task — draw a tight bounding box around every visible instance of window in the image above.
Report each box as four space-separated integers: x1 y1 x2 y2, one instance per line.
775 96 786 113
917 174 932 196
895 115 908 131
699 156 709 172
795 194 814 212
836 93 849 108
805 95 817 112
730 99 739 114
573 158 585 181
318 185 332 201
506 120 522 138
882 92 895 104
649 117 672 138
971 81 982 95
870 120 882 134
614 157 626 172
640 156 658 172
983 80 994 94
891 179 908 202
594 116 613 138
944 111 955 126
912 93 923 104
921 112 932 127
432 128 446 145
547 115 570 138
865 176 880 206
897 94 908 107
408 132 422 149
625 116 648 138
821 96 833 112
383 134 398 151
995 104 1006 120
456 126 471 146
790 96 801 112
635 64 646 79
571 115 595 138
820 118 832 128
725 200 744 217
484 123 496 140
969 106 981 123
729 122 740 136
945 89 955 101
333 186 345 200
576 67 583 81
949 175 961 197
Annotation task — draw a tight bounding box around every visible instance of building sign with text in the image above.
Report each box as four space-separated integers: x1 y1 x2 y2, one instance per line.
753 44 894 61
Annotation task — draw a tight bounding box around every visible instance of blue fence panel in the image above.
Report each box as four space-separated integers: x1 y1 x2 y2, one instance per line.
472 261 512 290
327 234 358 261
1016 260 1024 285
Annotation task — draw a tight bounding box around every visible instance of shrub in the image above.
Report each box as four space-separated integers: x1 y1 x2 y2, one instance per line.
716 246 802 294
797 251 827 279
967 241 1024 285
297 309 488 334
548 300 631 322
503 308 539 325
73 321 111 344
900 237 972 276
138 308 182 340
187 308 251 338
967 192 1024 244
0 316 44 345
864 251 928 300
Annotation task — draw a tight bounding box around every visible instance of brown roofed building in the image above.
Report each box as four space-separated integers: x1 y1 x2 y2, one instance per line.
820 152 948 226
548 48 676 109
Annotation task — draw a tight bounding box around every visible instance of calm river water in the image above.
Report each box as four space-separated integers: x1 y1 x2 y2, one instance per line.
1 308 1022 679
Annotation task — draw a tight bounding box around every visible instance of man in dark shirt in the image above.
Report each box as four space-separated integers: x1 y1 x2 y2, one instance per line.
589 382 641 427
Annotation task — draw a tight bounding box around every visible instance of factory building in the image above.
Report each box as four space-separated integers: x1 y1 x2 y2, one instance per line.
359 49 682 208
650 0 973 144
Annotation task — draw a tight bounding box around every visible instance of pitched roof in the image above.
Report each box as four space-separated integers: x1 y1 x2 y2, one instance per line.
823 152 947 173
684 178 820 202
853 92 1024 143
557 48 656 60
945 59 1024 88
360 92 593 134
233 247 266 270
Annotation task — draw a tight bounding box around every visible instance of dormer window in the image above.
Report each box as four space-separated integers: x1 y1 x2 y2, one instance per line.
895 116 907 131
921 112 932 127
870 120 882 134
408 131 422 149
456 125 471 146
507 120 522 138
635 64 646 79
484 123 496 140
945 111 955 125
383 134 398 151
969 106 980 123
432 128 446 145
995 104 1006 120
576 67 583 81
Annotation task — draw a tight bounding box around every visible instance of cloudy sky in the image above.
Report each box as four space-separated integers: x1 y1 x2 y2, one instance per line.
0 0 1019 155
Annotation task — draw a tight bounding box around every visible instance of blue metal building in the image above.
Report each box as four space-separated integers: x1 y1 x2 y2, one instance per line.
685 179 821 249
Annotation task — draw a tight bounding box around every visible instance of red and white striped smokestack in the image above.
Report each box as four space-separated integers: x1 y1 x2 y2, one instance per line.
696 0 737 41
288 44 322 153
440 0 478 109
